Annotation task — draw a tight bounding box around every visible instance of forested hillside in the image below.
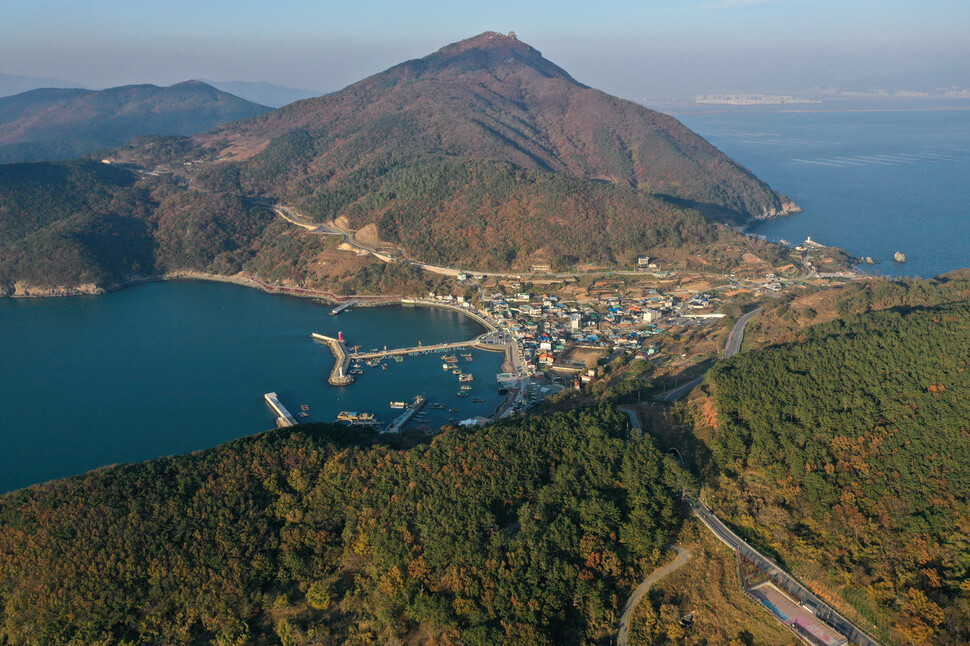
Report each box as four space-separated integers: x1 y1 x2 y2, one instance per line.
706 299 970 645
0 406 687 645
0 81 270 163
0 160 346 294
168 32 794 227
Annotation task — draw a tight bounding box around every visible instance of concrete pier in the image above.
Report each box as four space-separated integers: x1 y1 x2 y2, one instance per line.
311 333 355 386
264 392 298 427
330 298 358 316
383 395 426 434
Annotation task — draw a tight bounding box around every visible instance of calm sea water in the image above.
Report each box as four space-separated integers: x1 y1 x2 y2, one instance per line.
0 281 505 492
679 108 970 278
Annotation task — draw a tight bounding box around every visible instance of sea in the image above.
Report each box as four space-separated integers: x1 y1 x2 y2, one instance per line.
3 107 968 493
0 281 505 493
677 106 970 278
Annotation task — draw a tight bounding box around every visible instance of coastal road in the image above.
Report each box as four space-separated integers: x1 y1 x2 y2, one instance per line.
659 307 761 403
616 546 693 646
690 497 884 646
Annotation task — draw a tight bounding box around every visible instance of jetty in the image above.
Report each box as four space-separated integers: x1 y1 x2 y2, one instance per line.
330 298 358 316
311 333 355 385
264 392 298 427
353 337 508 361
384 395 426 434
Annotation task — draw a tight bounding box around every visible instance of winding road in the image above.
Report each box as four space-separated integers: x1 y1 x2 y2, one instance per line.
659 307 761 402
690 497 884 646
616 546 693 646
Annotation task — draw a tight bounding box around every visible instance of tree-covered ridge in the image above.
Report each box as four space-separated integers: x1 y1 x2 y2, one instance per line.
0 406 686 645
0 160 337 292
125 32 793 228
289 156 779 271
0 81 270 164
708 301 970 645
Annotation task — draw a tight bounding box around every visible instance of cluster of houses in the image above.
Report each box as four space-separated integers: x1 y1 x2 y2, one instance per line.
473 290 678 377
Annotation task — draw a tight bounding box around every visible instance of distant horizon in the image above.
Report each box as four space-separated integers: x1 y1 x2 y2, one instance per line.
3 51 970 108
4 1 969 102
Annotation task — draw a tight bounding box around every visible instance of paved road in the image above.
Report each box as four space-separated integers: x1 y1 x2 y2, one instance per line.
616 546 693 646
722 307 762 358
617 407 642 433
690 497 884 646
659 307 761 403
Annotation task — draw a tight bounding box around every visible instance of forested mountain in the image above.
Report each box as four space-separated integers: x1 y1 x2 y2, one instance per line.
0 81 270 163
0 160 325 295
704 294 970 645
0 406 688 645
130 32 795 227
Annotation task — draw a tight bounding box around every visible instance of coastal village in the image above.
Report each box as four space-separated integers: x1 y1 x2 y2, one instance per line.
408 240 860 416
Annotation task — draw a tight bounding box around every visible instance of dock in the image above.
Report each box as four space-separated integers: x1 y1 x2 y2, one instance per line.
264 392 298 427
354 338 507 360
383 395 426 434
330 298 359 316
311 333 355 385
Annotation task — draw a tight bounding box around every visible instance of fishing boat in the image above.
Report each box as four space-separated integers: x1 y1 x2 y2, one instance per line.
336 411 380 425
457 392 469 397
472 397 486 403
461 353 473 361
460 384 472 391
382 363 388 370
459 373 474 382
389 401 406 409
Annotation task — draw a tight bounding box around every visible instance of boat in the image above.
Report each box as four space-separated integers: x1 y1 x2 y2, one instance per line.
443 354 458 363
430 403 447 409
461 353 473 361
298 412 309 418
449 407 460 413
337 410 380 426
442 363 451 370
382 363 388 370
457 392 469 397
460 384 472 391
390 401 406 409
459 373 474 382
394 355 404 362
301 404 309 411
472 397 486 403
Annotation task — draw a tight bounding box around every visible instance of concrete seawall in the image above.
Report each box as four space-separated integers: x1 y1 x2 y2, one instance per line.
311 333 355 386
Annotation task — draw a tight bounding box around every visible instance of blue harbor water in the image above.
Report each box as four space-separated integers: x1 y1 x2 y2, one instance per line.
679 108 970 278
0 281 506 492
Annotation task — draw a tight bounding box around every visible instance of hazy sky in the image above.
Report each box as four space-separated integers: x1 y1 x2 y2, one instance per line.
3 0 969 99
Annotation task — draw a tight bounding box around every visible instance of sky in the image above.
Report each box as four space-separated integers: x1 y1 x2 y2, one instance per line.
3 0 969 100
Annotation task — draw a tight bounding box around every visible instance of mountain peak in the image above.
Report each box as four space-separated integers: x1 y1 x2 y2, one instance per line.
388 30 583 88
437 31 535 56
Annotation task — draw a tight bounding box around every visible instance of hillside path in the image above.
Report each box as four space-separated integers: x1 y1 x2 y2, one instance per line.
616 545 693 646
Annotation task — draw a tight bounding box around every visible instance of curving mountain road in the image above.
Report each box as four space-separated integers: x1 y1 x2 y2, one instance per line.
659 307 761 403
616 546 693 646
690 497 884 646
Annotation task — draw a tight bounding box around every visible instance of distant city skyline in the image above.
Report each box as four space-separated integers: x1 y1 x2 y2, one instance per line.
4 0 969 100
